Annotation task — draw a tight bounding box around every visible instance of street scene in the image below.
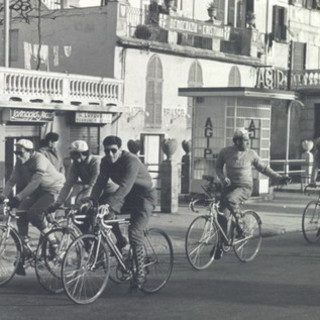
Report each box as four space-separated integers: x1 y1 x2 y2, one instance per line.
1 0 320 319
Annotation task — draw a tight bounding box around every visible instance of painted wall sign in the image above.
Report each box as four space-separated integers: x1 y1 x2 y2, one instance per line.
255 67 288 90
9 109 54 122
75 112 112 124
204 117 213 158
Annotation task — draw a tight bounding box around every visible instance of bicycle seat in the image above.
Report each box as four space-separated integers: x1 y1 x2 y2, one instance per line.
202 175 214 183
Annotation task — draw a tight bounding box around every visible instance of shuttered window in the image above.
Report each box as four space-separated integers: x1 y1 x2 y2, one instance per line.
272 6 287 41
292 42 306 71
145 55 163 128
187 60 203 128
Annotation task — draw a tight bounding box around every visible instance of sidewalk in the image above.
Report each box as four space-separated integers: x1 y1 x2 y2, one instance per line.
149 189 311 253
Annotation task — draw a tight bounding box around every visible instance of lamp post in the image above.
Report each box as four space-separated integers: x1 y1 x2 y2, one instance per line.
4 0 10 67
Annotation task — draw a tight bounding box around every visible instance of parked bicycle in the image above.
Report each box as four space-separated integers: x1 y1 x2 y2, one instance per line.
302 185 320 243
61 204 174 304
185 175 262 270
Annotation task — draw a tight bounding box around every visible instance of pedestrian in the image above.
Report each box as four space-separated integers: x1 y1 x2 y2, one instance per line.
39 132 64 173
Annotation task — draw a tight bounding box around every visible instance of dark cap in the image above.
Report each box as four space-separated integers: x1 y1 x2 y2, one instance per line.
45 132 59 142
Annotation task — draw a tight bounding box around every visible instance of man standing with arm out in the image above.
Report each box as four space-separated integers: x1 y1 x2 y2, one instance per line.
90 135 157 288
0 139 65 275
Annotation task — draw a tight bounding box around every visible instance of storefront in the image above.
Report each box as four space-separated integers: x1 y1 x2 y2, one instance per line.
178 87 297 196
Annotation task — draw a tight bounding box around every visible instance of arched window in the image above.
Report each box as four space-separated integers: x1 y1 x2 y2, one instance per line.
187 60 203 128
145 55 163 127
228 65 241 87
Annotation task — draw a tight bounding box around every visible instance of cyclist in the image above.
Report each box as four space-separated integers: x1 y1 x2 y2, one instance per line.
215 128 290 258
45 140 118 231
87 135 157 288
39 132 64 174
0 139 65 275
309 137 320 188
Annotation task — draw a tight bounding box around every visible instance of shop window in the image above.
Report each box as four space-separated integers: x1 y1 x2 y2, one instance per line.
145 55 163 128
187 60 203 129
272 6 287 42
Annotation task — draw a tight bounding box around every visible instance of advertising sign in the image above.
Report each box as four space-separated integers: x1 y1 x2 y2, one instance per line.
9 109 55 122
75 112 112 124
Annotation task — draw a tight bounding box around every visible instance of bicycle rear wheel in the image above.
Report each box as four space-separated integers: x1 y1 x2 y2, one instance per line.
185 216 219 270
62 234 110 304
302 200 320 243
233 210 262 262
35 227 77 294
0 225 21 286
140 228 173 293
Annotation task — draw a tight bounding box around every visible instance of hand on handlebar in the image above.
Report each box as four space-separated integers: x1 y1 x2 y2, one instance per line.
308 182 317 188
45 202 61 214
8 197 20 209
222 177 231 188
0 194 6 205
277 175 292 185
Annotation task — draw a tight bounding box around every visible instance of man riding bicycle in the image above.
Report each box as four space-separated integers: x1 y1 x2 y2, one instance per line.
215 128 290 257
0 139 65 275
87 135 157 288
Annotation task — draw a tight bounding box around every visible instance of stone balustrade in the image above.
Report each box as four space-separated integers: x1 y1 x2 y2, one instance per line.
0 67 123 108
291 69 320 90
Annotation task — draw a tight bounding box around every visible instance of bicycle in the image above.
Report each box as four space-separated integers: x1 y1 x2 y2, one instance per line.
185 176 262 270
302 184 320 243
61 204 174 304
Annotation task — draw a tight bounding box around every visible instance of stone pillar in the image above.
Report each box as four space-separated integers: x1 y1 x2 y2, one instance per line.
181 140 191 194
160 138 178 213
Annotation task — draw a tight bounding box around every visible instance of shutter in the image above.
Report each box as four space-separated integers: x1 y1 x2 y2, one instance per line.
70 126 99 154
5 125 40 137
292 42 306 71
272 6 281 41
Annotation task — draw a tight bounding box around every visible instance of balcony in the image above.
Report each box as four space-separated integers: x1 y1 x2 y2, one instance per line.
117 5 262 58
290 69 320 93
0 67 123 112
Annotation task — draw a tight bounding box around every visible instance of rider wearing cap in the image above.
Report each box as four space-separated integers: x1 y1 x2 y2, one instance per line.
0 139 65 275
215 128 289 257
46 140 118 211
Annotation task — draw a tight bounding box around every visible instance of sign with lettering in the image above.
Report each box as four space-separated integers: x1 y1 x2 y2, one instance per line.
255 67 288 90
204 117 213 158
159 14 230 40
75 112 112 124
9 109 54 122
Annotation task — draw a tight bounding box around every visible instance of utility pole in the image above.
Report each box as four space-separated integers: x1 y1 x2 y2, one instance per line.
4 0 10 67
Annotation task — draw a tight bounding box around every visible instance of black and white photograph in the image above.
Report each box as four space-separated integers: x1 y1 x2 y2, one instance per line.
0 0 320 319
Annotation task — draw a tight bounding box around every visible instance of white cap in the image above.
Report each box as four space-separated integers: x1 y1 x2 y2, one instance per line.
233 128 250 140
69 140 89 152
15 139 34 150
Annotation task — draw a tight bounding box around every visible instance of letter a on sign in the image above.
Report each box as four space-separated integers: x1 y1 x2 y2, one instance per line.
204 118 213 138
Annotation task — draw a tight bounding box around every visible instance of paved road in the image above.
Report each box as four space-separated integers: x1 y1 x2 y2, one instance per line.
1 232 320 320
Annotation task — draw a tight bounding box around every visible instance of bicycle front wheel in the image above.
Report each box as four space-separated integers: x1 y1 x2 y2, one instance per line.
62 234 110 304
302 200 320 243
140 228 173 293
35 227 77 294
185 216 219 270
233 210 262 262
0 225 21 286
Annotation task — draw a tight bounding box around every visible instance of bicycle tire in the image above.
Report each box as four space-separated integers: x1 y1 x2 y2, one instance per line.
35 227 78 294
61 234 110 304
185 215 219 270
0 225 21 286
233 210 262 262
140 228 173 293
302 200 320 243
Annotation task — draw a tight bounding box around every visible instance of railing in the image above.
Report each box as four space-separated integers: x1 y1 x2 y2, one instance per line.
0 67 123 108
291 69 320 90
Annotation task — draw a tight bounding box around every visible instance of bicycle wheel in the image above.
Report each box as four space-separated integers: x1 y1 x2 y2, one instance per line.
185 215 219 270
35 227 77 294
233 210 262 262
62 234 110 304
140 228 173 293
0 225 21 286
302 200 320 243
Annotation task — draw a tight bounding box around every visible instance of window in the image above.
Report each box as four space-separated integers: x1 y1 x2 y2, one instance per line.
187 60 203 128
292 42 306 71
228 66 241 87
272 6 287 41
145 55 163 128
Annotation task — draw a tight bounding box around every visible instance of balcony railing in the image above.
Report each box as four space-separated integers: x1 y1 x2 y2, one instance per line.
0 67 123 108
291 69 320 90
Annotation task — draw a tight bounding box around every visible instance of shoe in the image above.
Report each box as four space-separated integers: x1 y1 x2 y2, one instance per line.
210 246 223 260
15 262 26 276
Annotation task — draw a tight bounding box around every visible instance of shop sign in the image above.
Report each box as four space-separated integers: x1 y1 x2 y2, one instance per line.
159 14 227 40
10 109 54 122
255 67 288 90
75 112 112 124
204 117 213 158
